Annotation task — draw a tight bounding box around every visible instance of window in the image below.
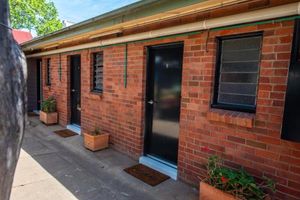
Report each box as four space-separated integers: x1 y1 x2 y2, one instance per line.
212 32 262 113
46 58 51 86
92 52 103 92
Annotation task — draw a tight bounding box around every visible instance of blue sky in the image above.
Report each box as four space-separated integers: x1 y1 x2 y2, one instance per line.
51 0 140 23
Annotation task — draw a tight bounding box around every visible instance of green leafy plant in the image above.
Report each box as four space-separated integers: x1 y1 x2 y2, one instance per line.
89 127 102 136
204 155 275 200
41 96 56 113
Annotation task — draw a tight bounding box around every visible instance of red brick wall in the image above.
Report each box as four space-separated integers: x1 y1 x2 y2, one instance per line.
80 46 145 158
42 54 69 125
179 20 300 200
39 19 300 199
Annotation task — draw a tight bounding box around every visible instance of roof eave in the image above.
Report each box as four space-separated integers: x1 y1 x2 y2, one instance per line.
21 0 207 49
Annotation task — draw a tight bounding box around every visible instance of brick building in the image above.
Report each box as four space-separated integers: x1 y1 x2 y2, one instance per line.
22 0 300 199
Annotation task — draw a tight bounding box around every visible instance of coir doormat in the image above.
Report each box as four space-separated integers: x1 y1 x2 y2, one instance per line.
124 164 169 186
54 129 77 138
27 112 39 117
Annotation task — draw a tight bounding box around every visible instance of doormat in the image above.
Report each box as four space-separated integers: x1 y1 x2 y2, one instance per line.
54 129 77 138
124 164 169 186
27 112 39 117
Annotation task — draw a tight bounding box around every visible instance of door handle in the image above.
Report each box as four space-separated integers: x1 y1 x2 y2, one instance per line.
147 100 158 104
71 89 76 92
148 100 154 105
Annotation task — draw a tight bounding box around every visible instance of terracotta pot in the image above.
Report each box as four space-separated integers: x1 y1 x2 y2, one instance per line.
84 132 109 151
200 182 237 200
39 111 58 125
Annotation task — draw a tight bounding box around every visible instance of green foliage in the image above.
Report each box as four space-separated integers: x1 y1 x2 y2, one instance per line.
205 155 275 200
9 0 63 36
41 96 56 113
90 127 102 136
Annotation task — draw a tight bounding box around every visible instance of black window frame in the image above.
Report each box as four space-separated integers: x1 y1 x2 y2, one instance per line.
91 52 103 93
212 32 263 113
46 58 51 86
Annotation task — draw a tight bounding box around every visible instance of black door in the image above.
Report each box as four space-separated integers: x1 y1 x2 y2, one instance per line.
70 55 81 125
282 19 300 142
145 43 183 165
36 59 42 110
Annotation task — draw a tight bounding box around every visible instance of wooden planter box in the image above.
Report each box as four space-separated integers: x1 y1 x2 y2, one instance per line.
200 182 237 200
39 111 58 125
84 132 109 151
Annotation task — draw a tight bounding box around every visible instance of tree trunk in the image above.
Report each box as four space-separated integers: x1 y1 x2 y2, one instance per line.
0 0 27 199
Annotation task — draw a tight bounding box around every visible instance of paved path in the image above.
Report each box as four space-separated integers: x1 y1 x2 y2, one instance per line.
11 150 78 200
11 117 198 200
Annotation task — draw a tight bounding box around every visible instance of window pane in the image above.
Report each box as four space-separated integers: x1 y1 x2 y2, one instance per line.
221 62 259 73
93 52 103 91
222 49 260 62
46 59 51 85
222 36 261 50
215 34 262 110
218 93 256 105
220 73 258 83
219 83 257 95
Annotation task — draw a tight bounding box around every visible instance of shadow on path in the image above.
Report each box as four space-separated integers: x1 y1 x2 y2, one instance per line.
13 117 198 200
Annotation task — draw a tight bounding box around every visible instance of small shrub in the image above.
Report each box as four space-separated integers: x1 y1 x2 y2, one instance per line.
90 127 102 136
204 155 275 200
41 96 56 113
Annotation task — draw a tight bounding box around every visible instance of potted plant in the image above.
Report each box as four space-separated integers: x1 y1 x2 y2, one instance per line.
83 127 109 151
39 96 58 125
200 155 275 200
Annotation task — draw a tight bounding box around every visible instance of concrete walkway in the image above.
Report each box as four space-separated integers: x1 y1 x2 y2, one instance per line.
11 117 198 200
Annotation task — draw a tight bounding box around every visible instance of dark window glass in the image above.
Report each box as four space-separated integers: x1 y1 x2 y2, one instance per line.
46 58 51 86
213 33 262 112
92 52 103 92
